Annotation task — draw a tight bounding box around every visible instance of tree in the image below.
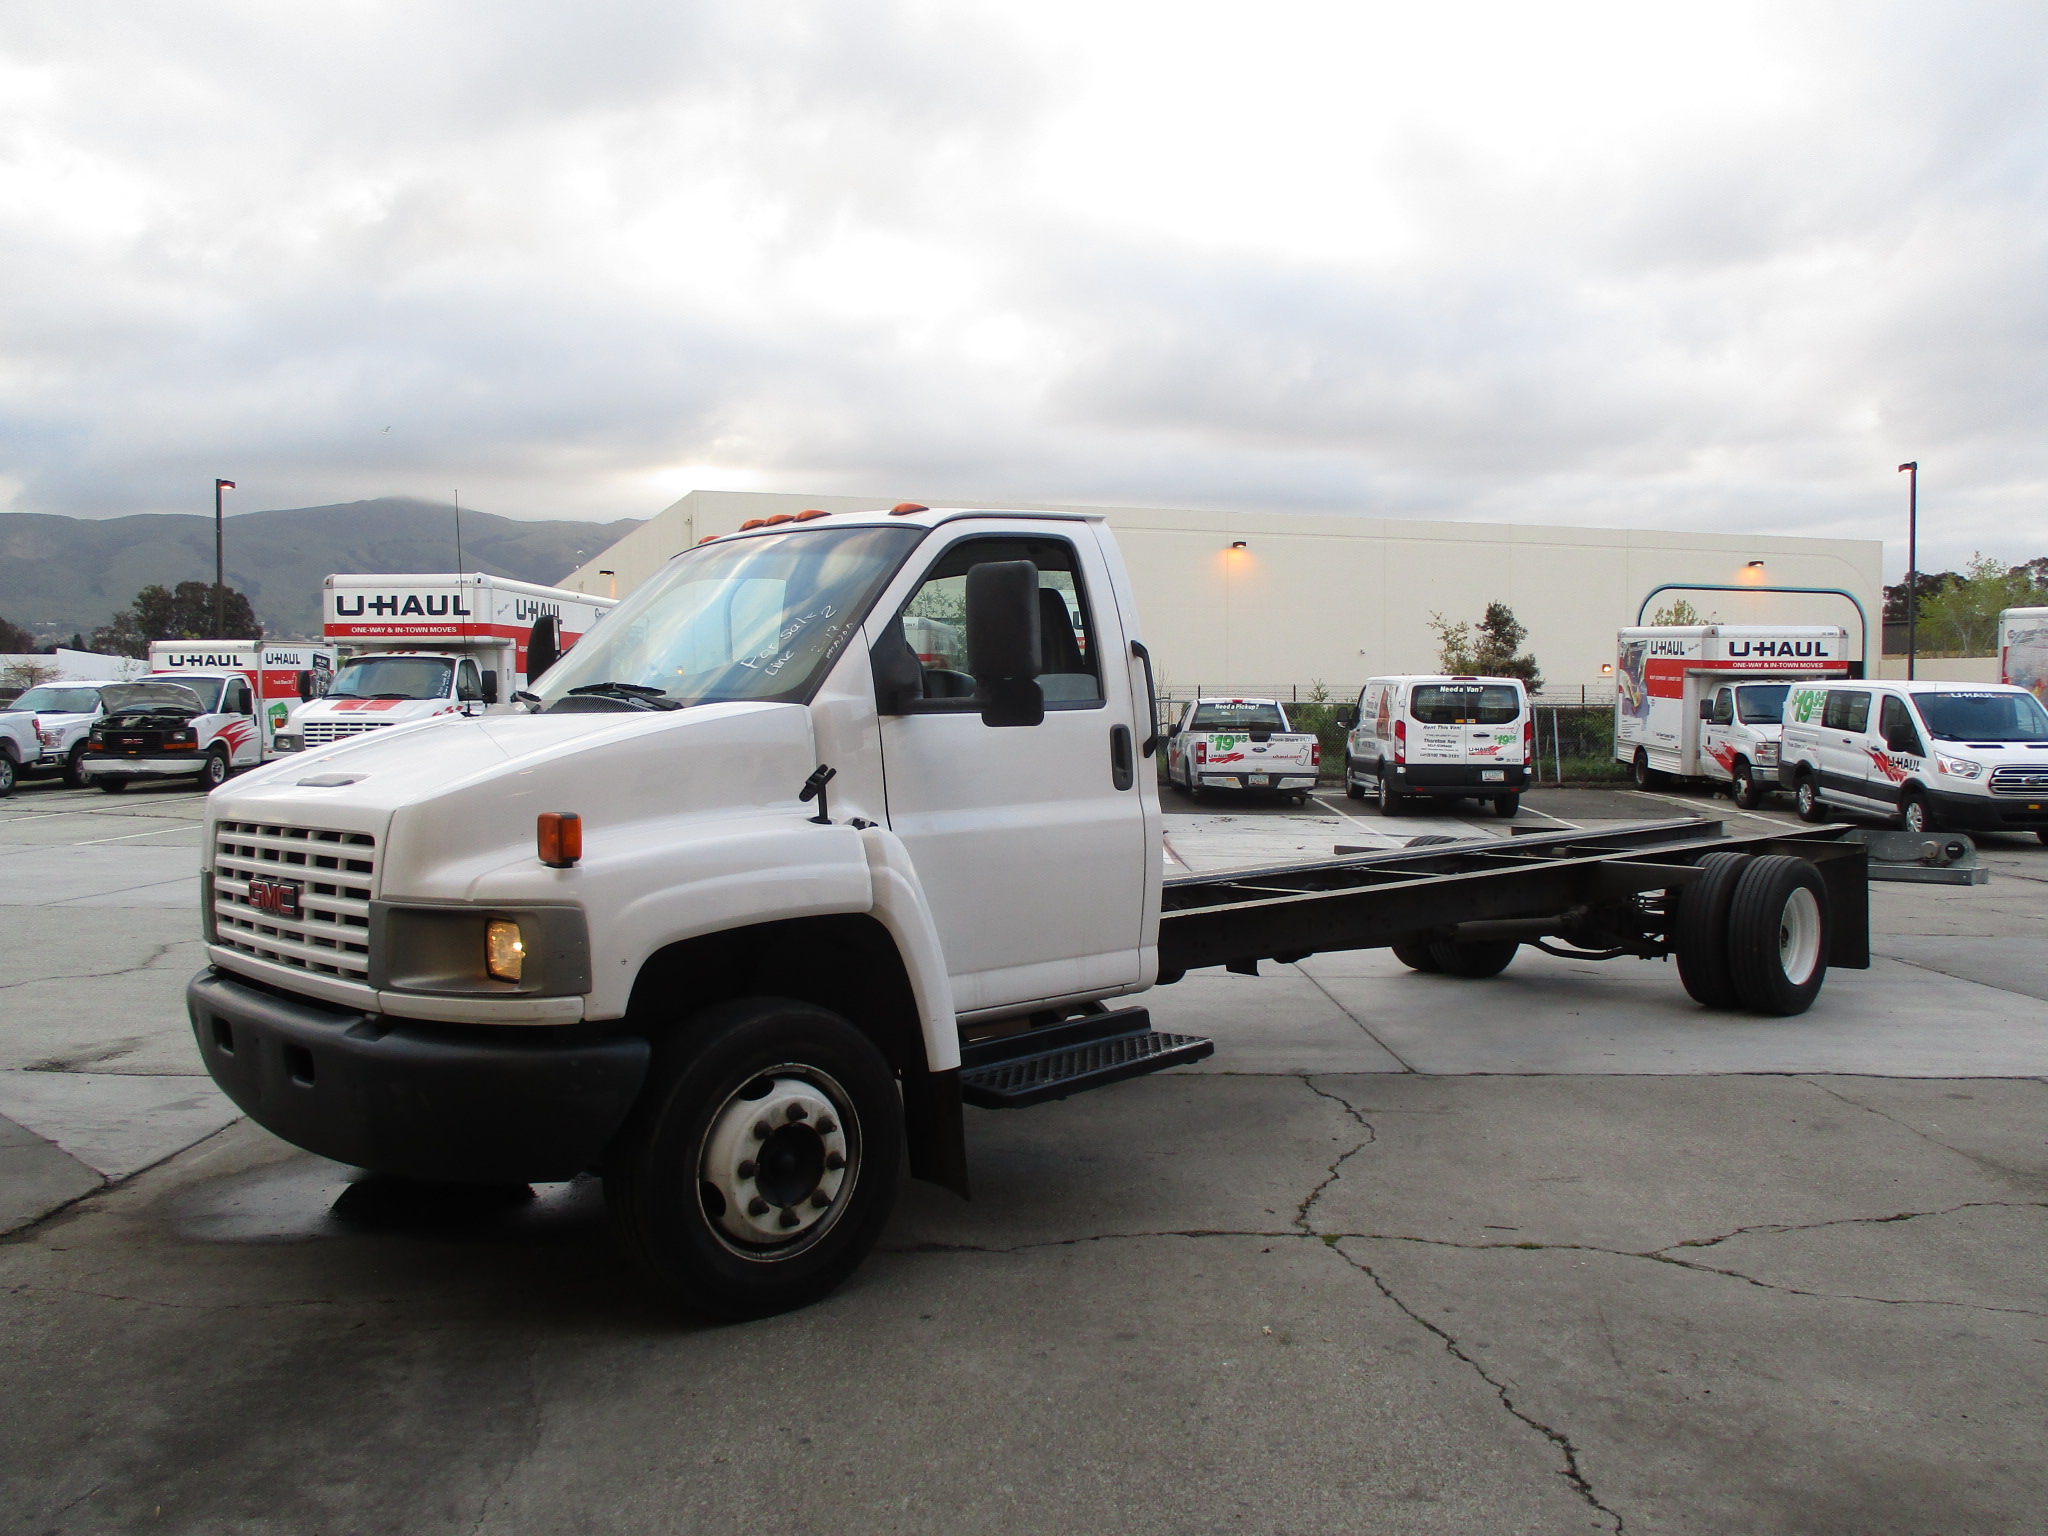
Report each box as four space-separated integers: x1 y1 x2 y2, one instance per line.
1428 603 1543 691
1650 598 1714 625
0 657 59 690
1915 553 2043 655
90 582 261 658
0 614 33 653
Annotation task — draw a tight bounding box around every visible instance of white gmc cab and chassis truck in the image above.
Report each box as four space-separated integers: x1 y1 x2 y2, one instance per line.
188 505 1876 1318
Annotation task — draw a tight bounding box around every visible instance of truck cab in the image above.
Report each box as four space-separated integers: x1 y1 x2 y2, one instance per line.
278 651 492 751
1698 678 1800 809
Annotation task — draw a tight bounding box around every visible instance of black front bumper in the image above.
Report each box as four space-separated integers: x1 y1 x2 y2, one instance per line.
1395 764 1528 796
1929 790 2048 831
188 969 650 1183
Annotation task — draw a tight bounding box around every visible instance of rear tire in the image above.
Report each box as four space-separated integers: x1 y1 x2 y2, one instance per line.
1670 850 1752 1009
1731 762 1764 810
97 776 130 793
0 751 14 797
1631 748 1655 790
1493 793 1520 819
1390 939 1441 972
606 997 902 1321
1426 939 1519 978
1794 773 1826 823
1726 856 1830 1016
1377 775 1404 816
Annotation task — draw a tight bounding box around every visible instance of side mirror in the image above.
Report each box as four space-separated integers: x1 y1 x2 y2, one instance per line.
480 670 499 705
965 560 1044 728
1336 712 1356 731
527 616 562 682
1699 699 1713 720
296 671 312 701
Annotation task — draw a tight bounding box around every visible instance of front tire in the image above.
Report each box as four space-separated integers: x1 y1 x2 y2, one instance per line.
1426 939 1519 978
1344 755 1365 801
1730 761 1764 810
1899 791 1936 833
1726 856 1830 1016
63 743 89 789
606 997 902 1320
199 748 230 791
1794 773 1826 823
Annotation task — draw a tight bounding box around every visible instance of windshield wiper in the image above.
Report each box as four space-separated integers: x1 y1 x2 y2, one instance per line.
562 682 682 711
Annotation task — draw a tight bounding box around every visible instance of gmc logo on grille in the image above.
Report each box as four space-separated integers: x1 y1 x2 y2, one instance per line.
247 878 302 918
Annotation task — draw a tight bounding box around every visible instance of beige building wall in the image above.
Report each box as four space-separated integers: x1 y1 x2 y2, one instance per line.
560 491 1884 696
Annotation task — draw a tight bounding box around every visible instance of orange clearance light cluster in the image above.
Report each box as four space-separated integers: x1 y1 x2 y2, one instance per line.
739 518 767 530
795 508 830 521
889 502 928 515
537 811 582 868
697 534 718 544
763 513 796 526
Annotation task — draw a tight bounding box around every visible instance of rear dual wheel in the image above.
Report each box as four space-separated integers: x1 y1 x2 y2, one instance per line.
1670 853 1829 1016
606 998 901 1321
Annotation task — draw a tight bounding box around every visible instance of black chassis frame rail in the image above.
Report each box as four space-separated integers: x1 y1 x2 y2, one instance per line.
1155 818 1869 983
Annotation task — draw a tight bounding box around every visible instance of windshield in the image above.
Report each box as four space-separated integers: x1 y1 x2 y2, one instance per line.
326 657 454 701
1190 702 1288 731
1911 690 2048 742
534 524 923 710
1411 684 1521 724
6 686 103 714
1736 684 1790 725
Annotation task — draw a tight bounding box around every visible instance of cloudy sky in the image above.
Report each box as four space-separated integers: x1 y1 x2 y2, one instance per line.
3 1 2044 574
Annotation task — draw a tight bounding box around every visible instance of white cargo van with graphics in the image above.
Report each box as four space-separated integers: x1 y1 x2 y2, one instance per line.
2001 607 2047 706
285 574 616 751
1163 697 1320 802
1780 679 2048 841
1342 675 1530 817
1614 625 1851 797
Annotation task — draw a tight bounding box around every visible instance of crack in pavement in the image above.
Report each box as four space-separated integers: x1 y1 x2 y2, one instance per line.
0 939 195 994
1294 1075 1378 1230
1298 970 1418 1071
1802 1077 2048 1191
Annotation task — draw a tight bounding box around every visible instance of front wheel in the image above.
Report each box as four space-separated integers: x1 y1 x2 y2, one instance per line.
1426 939 1519 978
1899 791 1936 833
1730 762 1764 810
63 743 89 789
1344 755 1365 801
1794 774 1826 823
606 997 902 1320
199 748 230 791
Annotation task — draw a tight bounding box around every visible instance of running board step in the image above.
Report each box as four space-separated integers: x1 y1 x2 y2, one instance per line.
958 1008 1214 1110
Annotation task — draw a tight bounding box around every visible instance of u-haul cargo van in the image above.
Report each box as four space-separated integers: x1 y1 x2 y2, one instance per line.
1615 625 1852 798
282 574 615 751
2001 607 2048 705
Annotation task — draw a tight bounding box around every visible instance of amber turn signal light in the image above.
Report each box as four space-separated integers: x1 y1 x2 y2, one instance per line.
537 811 582 868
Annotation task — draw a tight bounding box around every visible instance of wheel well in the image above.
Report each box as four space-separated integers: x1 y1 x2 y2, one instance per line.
629 914 926 1076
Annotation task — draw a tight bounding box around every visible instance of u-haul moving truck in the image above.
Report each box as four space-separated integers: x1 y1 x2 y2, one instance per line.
2001 607 2048 705
285 574 615 750
1615 626 1852 795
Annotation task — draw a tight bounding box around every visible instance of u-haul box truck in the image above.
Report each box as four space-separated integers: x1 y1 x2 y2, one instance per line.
2001 607 2048 705
149 642 340 756
284 574 615 751
1615 625 1852 800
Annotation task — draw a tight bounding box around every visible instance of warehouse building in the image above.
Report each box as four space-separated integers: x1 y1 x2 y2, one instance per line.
559 491 1882 696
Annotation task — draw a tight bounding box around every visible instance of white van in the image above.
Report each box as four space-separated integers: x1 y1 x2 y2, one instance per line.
1780 679 2048 842
1342 675 1531 817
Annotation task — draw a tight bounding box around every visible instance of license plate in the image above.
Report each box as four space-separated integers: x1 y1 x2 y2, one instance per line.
1249 773 1270 786
1481 769 1505 782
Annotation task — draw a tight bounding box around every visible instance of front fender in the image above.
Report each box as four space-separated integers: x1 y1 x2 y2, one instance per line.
857 824 960 1072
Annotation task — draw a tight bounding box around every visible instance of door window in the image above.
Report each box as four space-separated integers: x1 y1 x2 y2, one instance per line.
1712 688 1734 725
1822 690 1870 733
224 679 252 715
457 660 484 701
1879 695 1925 756
885 535 1103 710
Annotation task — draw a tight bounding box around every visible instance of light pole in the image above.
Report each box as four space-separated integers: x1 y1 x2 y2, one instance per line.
1897 461 1918 681
213 478 236 636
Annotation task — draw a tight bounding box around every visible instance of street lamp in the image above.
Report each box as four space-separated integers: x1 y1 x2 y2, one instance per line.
1898 461 1918 681
213 478 236 636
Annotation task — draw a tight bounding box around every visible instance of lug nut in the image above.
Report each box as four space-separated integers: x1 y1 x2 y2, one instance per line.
811 1191 832 1210
778 1208 800 1229
737 1160 757 1179
747 1196 770 1216
815 1116 837 1134
786 1103 808 1122
752 1120 771 1141
824 1151 846 1171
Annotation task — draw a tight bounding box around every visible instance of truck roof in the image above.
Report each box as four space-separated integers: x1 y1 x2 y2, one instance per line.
696 505 1110 549
1366 674 1530 687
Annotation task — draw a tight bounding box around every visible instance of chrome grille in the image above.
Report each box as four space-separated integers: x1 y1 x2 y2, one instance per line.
1989 765 2048 795
302 720 391 746
212 819 376 981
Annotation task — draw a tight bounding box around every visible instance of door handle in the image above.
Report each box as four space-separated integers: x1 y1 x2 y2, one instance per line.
1109 723 1135 790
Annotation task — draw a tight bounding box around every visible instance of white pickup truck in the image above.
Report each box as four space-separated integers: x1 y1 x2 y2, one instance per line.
1164 697 1321 803
0 680 122 790
186 504 1875 1318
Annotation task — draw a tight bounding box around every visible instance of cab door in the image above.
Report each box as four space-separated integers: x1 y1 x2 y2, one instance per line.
871 524 1152 1015
1700 685 1736 778
1820 688 1882 806
220 675 261 764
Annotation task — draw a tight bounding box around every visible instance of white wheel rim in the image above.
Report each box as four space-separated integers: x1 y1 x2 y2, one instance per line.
1903 801 1924 831
1776 886 1823 986
698 1067 856 1259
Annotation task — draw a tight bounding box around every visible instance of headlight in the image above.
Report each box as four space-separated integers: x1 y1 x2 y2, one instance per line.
1755 741 1780 764
273 733 301 752
1935 754 1983 779
485 919 526 982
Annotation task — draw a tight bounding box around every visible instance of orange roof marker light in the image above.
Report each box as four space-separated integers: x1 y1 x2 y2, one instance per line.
890 502 929 516
763 513 796 526
697 534 719 544
537 811 582 869
739 518 767 530
795 508 830 521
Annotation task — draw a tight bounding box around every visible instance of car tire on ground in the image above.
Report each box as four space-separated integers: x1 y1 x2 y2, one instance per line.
1669 850 1752 1009
1794 773 1826 823
1493 793 1520 819
1631 748 1657 790
200 748 230 791
1731 762 1764 810
1899 790 1936 833
1377 776 1404 816
605 996 903 1320
1390 939 1441 972
0 749 14 797
1344 755 1365 800
1725 855 1830 1016
63 743 89 789
96 776 130 793
1425 939 1519 978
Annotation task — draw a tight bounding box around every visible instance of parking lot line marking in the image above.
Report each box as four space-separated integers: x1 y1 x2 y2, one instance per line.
73 824 201 847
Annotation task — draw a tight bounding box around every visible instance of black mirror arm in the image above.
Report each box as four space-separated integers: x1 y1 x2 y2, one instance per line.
1131 640 1161 757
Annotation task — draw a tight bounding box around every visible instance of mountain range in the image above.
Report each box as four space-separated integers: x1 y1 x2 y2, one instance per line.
0 499 641 642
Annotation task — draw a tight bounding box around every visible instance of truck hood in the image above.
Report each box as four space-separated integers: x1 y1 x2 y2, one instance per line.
298 697 458 723
210 701 820 900
102 682 204 717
